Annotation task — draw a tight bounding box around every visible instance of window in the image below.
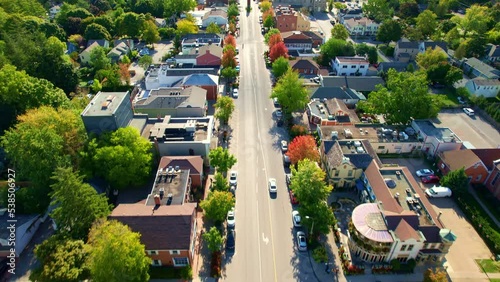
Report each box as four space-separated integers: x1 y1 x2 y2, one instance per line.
491 173 500 186
173 257 189 267
476 174 482 181
378 146 385 149
407 245 414 251
334 170 339 177
147 250 159 255
360 65 365 68
342 65 347 68
169 250 180 255
351 65 356 68
152 259 162 266
400 244 407 251
348 170 353 177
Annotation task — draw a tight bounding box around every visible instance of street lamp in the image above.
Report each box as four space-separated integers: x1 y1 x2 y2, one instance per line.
305 216 315 236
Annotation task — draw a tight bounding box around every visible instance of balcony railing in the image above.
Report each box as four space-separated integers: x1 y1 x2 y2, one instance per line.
348 221 391 254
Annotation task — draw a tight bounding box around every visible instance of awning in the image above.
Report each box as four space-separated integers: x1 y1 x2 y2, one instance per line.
356 179 364 191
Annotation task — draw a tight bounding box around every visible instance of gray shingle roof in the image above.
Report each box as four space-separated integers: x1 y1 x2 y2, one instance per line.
182 73 218 86
396 39 419 49
311 87 366 100
321 76 385 92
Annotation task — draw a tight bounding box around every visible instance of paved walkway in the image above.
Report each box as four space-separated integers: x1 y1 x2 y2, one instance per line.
467 186 500 229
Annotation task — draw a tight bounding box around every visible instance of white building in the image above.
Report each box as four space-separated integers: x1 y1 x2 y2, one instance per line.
201 9 228 28
343 17 379 36
465 78 500 98
411 120 462 156
332 56 369 76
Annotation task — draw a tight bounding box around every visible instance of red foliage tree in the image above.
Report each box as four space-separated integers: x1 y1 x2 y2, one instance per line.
222 48 237 68
268 33 283 49
286 135 319 165
269 41 289 62
224 35 237 47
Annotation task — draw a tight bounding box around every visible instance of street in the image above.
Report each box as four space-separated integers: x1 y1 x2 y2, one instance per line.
222 1 318 281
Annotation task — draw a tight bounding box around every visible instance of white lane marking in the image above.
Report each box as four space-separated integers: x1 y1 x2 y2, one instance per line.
262 233 269 245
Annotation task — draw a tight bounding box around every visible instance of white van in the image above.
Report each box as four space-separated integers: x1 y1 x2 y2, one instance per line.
425 186 452 198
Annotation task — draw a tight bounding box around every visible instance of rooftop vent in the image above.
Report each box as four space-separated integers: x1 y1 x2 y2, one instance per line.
101 101 111 109
174 166 180 172
167 166 174 175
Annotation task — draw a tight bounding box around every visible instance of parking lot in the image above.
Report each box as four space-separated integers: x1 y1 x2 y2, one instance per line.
434 109 500 149
381 158 493 281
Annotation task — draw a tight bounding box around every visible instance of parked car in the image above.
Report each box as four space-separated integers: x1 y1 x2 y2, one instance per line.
296 231 307 251
421 175 440 184
273 97 280 107
281 140 288 152
285 174 291 187
457 97 466 105
463 108 475 116
229 171 238 186
292 210 302 227
227 209 235 228
416 169 434 177
233 88 239 98
425 186 452 198
268 178 277 193
289 190 299 205
275 109 283 118
283 154 291 168
277 118 284 127
226 229 235 250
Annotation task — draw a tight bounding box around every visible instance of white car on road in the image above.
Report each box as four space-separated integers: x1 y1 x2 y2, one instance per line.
463 107 474 116
227 209 235 228
233 88 239 98
268 178 277 193
229 171 238 187
292 210 302 227
281 140 288 152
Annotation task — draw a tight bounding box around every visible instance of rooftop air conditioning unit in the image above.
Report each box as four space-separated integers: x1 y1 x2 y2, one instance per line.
174 166 180 172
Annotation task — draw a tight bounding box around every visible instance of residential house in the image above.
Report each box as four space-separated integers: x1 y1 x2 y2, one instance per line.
438 149 500 184
273 0 326 12
343 17 379 36
49 5 61 19
158 156 204 187
318 125 422 155
485 44 500 63
181 33 223 54
282 31 314 51
302 31 325 46
110 203 198 267
0 213 43 258
321 139 380 189
155 18 167 28
377 62 413 73
320 76 385 93
274 6 310 33
337 8 363 23
465 78 500 98
173 44 223 67
485 161 500 200
462 57 500 79
411 120 462 156
133 86 207 118
307 98 359 126
201 9 228 28
79 40 110 65
135 115 215 158
352 161 456 264
289 58 323 76
310 87 366 107
418 41 448 55
65 42 78 55
332 56 370 76
87 39 110 49
107 42 130 63
81 91 133 135
394 39 419 62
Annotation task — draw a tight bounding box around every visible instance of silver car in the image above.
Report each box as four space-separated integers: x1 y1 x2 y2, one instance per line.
296 231 307 251
268 178 277 193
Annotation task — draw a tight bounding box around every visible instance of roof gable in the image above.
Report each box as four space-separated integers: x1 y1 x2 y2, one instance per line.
290 58 319 70
182 73 218 86
471 149 500 170
159 156 204 175
440 149 482 171
394 219 421 241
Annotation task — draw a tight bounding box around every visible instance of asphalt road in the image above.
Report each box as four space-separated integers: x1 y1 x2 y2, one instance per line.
222 1 315 281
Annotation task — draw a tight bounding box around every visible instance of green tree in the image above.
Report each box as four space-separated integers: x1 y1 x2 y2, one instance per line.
176 19 198 35
367 47 378 64
291 159 332 205
200 191 235 223
83 127 153 190
142 20 160 46
30 236 89 282
115 12 145 38
95 67 123 91
1 106 86 212
203 226 224 252
331 24 349 40
212 172 229 192
221 67 238 81
163 0 197 18
319 38 355 66
398 2 419 19
271 56 290 80
208 147 237 174
89 46 111 71
299 201 335 236
426 63 463 86
416 10 438 39
452 5 490 38
357 69 439 124
50 167 112 240
264 28 280 45
206 22 222 34
270 68 309 115
377 19 402 45
362 0 393 22
87 220 151 282
138 55 153 69
227 3 240 20
416 47 447 69
263 14 274 29
214 95 235 125
84 23 111 40
260 0 272 12
440 168 468 196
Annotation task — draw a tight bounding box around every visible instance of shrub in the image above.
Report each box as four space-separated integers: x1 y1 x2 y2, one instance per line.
210 251 222 278
390 259 401 271
290 124 308 139
180 265 192 280
385 46 395 56
312 246 328 263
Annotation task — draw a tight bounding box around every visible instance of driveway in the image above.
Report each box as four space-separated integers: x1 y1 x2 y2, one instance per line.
433 109 500 148
381 158 493 282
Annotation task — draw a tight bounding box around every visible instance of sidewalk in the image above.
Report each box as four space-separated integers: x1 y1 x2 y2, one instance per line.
467 186 500 229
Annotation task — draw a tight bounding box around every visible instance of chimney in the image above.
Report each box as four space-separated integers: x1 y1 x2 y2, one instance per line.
154 194 161 205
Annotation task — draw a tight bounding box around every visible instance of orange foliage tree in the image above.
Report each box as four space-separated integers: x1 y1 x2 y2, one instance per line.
224 34 236 47
269 41 289 62
263 9 274 22
268 33 283 49
118 63 130 85
286 135 319 165
222 48 237 68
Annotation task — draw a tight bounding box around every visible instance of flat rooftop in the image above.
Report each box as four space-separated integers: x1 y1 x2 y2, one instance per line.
413 120 461 143
308 99 359 123
320 125 420 143
379 169 434 226
144 116 211 142
81 91 129 117
336 56 368 64
146 169 190 206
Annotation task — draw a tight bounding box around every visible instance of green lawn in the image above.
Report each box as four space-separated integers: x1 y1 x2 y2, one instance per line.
476 259 500 273
490 279 500 282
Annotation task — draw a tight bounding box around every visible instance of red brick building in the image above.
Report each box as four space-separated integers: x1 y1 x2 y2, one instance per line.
195 45 222 67
438 149 500 186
